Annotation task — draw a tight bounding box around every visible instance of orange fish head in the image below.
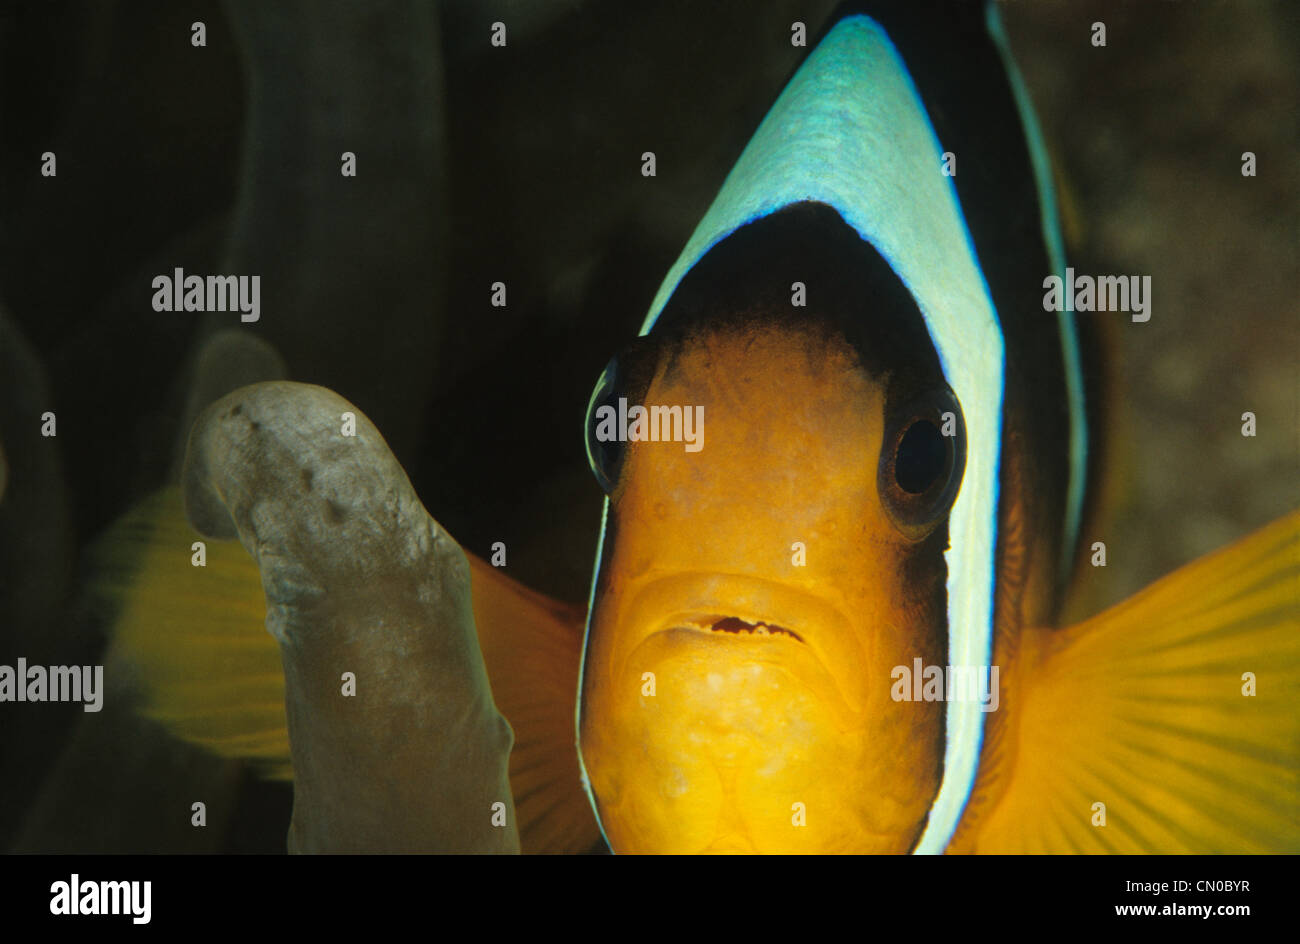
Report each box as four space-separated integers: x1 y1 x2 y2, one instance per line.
578 313 965 854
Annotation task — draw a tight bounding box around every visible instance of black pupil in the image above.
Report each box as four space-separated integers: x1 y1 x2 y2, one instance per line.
894 420 947 494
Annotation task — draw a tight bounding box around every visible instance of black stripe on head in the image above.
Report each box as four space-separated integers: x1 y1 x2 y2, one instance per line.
642 201 945 404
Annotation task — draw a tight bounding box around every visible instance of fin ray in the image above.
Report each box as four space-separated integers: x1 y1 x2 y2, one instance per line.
971 511 1300 853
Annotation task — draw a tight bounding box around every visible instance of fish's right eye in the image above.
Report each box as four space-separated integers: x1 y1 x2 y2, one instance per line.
877 386 966 541
585 356 624 493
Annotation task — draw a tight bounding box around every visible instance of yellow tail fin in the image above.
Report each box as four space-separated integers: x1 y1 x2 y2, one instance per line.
972 510 1300 852
92 486 600 853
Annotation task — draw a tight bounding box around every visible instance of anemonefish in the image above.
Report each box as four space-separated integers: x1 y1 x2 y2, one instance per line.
573 1 1297 854
94 1 1296 854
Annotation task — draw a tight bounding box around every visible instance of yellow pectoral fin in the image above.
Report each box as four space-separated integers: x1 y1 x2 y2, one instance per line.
973 510 1300 853
94 486 600 853
92 487 292 779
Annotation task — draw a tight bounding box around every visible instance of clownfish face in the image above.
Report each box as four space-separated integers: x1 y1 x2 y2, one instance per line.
578 319 966 853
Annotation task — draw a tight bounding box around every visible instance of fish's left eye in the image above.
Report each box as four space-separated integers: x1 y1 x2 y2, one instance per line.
877 387 966 540
585 356 625 493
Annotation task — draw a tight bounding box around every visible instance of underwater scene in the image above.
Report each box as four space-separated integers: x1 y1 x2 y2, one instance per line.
0 0 1295 874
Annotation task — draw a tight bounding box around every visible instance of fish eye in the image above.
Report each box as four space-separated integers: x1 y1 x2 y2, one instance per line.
585 356 624 493
877 386 966 540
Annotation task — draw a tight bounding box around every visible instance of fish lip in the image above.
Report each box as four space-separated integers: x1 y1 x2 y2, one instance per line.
609 572 869 717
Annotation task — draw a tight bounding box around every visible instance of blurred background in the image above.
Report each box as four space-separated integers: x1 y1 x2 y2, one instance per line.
0 0 1295 852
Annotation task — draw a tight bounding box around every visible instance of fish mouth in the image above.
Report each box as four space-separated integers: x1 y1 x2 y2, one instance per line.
671 613 804 643
602 572 871 719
